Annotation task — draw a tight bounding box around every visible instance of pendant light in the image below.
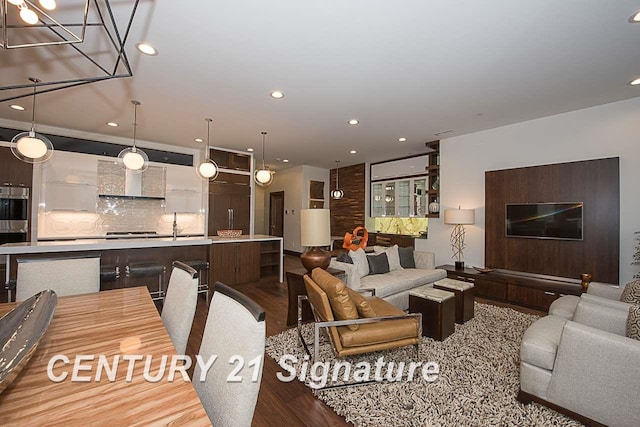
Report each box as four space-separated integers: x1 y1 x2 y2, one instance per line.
11 77 54 164
118 100 148 173
196 118 219 180
331 160 344 200
254 131 274 186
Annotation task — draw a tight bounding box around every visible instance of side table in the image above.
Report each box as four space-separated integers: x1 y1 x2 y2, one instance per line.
286 267 346 326
409 285 456 341
433 278 475 324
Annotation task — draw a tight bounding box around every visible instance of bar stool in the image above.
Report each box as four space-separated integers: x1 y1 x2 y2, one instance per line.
125 262 166 301
100 265 120 289
185 260 210 304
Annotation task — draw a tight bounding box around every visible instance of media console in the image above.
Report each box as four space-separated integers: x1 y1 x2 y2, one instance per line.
437 265 584 312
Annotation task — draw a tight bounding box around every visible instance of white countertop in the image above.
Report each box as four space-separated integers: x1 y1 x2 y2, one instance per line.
208 234 283 244
0 237 212 255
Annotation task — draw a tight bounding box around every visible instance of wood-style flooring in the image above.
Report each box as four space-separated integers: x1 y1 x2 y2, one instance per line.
184 255 545 427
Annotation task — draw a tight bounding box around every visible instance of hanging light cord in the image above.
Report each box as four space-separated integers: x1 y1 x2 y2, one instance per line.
335 160 340 189
261 131 267 169
29 77 39 134
206 118 212 154
131 100 140 151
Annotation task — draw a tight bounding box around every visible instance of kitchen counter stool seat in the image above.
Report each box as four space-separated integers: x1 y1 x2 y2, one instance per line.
185 259 210 304
125 262 166 301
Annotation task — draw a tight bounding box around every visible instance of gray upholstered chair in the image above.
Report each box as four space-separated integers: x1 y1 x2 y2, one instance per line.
549 281 627 320
161 261 199 355
193 282 266 427
519 298 640 426
16 255 100 302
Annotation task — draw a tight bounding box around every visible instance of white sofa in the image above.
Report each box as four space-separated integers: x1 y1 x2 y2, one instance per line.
330 250 446 310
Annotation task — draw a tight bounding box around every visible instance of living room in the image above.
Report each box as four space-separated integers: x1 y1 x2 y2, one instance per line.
0 1 639 426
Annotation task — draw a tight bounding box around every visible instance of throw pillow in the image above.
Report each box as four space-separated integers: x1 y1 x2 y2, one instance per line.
311 268 359 331
373 245 403 271
621 279 640 305
347 288 377 318
627 304 640 341
349 248 370 278
398 246 416 269
336 253 353 264
367 252 390 275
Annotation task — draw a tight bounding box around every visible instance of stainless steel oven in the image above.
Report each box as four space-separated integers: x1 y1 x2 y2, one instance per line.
0 186 29 244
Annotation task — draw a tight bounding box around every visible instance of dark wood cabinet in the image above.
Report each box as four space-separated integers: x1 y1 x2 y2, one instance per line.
208 172 251 234
210 149 251 172
210 242 260 286
0 146 33 187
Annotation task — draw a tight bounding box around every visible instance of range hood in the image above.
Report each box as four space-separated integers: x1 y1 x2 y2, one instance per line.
98 162 165 200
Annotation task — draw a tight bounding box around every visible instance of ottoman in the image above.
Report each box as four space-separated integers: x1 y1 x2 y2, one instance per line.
433 278 475 324
409 286 455 341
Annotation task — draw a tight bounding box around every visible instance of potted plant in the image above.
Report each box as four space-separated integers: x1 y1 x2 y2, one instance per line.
634 231 640 279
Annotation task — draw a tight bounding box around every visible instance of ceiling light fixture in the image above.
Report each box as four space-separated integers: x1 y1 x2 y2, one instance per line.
247 148 254 152
107 122 119 127
10 104 25 111
282 159 289 163
347 119 359 125
117 100 148 173
196 118 219 181
270 91 285 99
194 138 203 143
629 78 640 86
349 150 357 154
39 0 56 11
136 42 158 56
10 77 54 163
629 11 640 22
254 131 274 186
398 137 407 142
331 160 344 200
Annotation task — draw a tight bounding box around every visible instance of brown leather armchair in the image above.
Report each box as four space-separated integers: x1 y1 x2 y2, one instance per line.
299 270 422 361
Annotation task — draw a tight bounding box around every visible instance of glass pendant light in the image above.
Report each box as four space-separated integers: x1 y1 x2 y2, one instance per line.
11 77 54 164
118 100 148 173
254 131 274 186
331 160 344 200
196 118 219 180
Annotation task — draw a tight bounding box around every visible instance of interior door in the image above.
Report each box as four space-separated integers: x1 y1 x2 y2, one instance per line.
269 191 284 237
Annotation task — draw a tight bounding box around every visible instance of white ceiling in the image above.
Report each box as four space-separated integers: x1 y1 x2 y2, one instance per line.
1 0 640 170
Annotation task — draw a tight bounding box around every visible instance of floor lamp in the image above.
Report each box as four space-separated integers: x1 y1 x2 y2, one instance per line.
300 209 331 272
444 207 475 270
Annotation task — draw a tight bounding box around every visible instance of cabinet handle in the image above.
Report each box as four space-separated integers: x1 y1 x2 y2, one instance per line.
544 291 555 296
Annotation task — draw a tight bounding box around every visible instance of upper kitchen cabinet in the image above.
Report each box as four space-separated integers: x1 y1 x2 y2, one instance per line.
210 149 251 172
0 146 33 187
41 151 98 212
165 164 203 213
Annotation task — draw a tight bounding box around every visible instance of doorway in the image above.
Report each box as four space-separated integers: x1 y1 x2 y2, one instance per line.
269 191 284 237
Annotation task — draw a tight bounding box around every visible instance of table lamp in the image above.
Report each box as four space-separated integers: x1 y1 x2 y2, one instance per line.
444 207 475 270
300 209 331 272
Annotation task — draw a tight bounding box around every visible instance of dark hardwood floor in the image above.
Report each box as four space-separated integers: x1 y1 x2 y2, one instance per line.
183 255 545 426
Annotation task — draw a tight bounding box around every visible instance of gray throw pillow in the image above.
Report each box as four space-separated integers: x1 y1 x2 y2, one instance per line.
336 253 353 264
349 248 370 278
621 279 640 305
398 246 416 269
627 304 640 341
367 253 390 275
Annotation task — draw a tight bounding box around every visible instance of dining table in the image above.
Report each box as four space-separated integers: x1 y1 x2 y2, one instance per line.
0 287 211 426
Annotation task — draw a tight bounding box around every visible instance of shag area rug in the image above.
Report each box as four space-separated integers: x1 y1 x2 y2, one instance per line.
266 303 583 427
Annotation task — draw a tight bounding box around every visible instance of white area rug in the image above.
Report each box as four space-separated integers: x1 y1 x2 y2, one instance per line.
266 303 582 426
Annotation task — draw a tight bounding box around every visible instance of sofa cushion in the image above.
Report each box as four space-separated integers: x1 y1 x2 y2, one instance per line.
360 268 446 298
349 248 369 278
548 295 580 320
374 245 403 271
626 304 640 341
347 288 377 318
338 297 419 347
398 246 415 269
620 279 640 305
336 253 353 264
367 252 390 275
521 315 568 371
311 268 359 331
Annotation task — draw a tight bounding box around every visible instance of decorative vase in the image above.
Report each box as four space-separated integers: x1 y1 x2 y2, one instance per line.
428 201 440 214
431 177 440 191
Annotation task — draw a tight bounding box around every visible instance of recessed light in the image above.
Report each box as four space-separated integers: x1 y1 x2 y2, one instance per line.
270 91 285 99
107 122 119 127
398 137 407 142
136 42 158 56
247 148 254 152
629 11 640 22
10 104 25 111
629 78 640 86
350 150 357 154
347 119 359 125
283 159 289 163
194 138 203 143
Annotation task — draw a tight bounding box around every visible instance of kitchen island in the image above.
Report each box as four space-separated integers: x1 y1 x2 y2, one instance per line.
209 234 283 285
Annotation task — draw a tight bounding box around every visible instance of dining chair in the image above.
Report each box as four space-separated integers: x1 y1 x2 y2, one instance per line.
193 282 266 427
161 261 199 355
16 255 101 302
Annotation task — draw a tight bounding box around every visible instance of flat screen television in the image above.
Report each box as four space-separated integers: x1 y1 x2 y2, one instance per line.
505 203 583 241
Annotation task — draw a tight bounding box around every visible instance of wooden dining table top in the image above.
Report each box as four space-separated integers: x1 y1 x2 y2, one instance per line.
0 287 211 426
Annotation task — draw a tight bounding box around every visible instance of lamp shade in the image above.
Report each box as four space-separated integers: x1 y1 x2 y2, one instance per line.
301 209 331 247
444 208 475 225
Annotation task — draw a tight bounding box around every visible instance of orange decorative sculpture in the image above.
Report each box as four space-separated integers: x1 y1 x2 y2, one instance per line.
343 226 369 251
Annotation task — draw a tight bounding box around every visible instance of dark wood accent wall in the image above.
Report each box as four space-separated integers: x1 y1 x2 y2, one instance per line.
485 157 619 283
329 163 365 236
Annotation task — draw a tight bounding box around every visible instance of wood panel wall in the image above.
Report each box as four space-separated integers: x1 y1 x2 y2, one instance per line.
485 157 619 283
329 163 366 236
